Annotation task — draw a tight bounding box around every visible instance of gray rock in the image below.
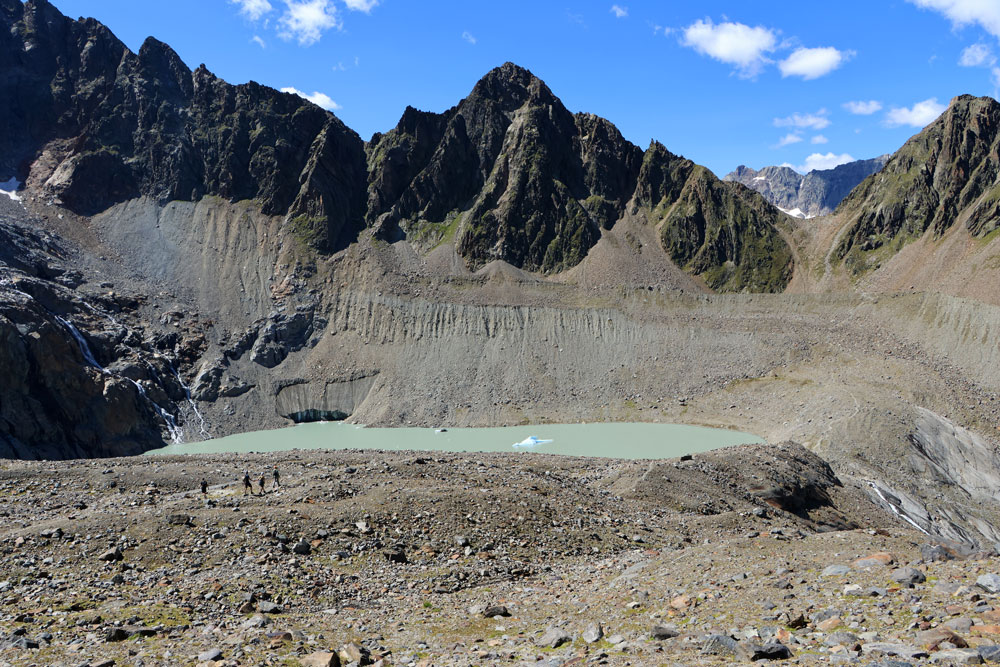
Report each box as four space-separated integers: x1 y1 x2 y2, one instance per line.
105 627 130 642
257 601 283 614
454 535 470 547
606 633 625 645
891 567 926 587
821 564 851 576
337 641 369 665
862 643 928 660
979 646 1000 662
930 648 983 664
299 652 339 667
582 622 603 644
242 614 269 628
980 646 1000 662
97 547 123 562
946 618 974 634
701 634 739 656
536 627 572 649
197 648 223 662
979 574 1000 594
292 540 311 555
921 543 954 562
825 631 859 647
650 624 679 640
7 636 39 649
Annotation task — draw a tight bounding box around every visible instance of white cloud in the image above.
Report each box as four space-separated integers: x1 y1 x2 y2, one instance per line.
906 0 1000 40
775 133 803 147
885 98 948 127
774 110 831 130
343 0 378 12
680 18 778 77
843 100 883 115
231 0 273 21
611 5 628 18
960 43 996 66
800 152 856 172
462 31 476 45
779 47 852 80
811 135 829 144
281 86 342 111
251 35 267 48
279 0 340 46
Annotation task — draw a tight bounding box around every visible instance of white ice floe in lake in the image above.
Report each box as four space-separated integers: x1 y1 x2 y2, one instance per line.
513 436 554 448
0 177 22 202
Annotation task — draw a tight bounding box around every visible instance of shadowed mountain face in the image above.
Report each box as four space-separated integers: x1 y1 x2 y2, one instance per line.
365 63 792 285
0 0 368 252
0 2 793 289
725 156 889 218
366 63 645 273
835 95 1000 274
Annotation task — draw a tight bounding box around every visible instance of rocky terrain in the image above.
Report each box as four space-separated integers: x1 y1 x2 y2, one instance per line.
725 157 889 219
5 9 1000 664
8 444 1000 667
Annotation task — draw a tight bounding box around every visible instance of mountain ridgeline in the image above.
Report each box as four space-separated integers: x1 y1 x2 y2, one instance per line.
724 156 889 218
835 95 1000 274
0 0 793 292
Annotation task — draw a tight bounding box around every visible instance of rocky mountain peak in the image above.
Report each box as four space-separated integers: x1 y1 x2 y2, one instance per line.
469 61 554 110
835 94 1000 273
725 158 888 218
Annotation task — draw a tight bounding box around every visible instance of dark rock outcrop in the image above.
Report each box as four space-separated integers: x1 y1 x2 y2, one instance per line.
0 277 165 459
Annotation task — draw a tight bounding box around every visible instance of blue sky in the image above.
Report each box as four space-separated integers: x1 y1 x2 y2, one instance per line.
47 0 1000 177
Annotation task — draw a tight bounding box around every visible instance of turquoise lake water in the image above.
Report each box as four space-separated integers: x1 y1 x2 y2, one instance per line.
147 421 764 460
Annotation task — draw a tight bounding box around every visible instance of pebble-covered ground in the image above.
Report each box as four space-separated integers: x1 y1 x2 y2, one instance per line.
0 447 996 667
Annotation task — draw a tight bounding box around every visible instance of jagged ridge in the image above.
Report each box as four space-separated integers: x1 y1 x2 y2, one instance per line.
0 0 367 252
1 3 793 291
724 156 889 218
835 95 1000 274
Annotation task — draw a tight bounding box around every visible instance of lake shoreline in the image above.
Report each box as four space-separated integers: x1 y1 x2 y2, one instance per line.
146 421 764 460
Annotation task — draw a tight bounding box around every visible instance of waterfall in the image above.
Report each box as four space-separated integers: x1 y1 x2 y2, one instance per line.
127 378 184 444
55 312 184 444
164 360 211 439
55 316 109 374
4 278 189 445
146 358 210 440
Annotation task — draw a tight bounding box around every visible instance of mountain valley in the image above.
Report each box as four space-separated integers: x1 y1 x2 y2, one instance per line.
3 2 1000 664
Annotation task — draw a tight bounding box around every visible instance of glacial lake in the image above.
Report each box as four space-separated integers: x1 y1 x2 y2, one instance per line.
147 422 764 459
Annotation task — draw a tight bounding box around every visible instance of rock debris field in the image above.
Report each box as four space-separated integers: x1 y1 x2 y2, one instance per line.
1 445 999 667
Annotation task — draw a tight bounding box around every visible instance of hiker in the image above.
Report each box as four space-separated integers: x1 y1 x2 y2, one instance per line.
200 479 208 494
272 466 280 489
242 471 252 496
258 472 266 496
